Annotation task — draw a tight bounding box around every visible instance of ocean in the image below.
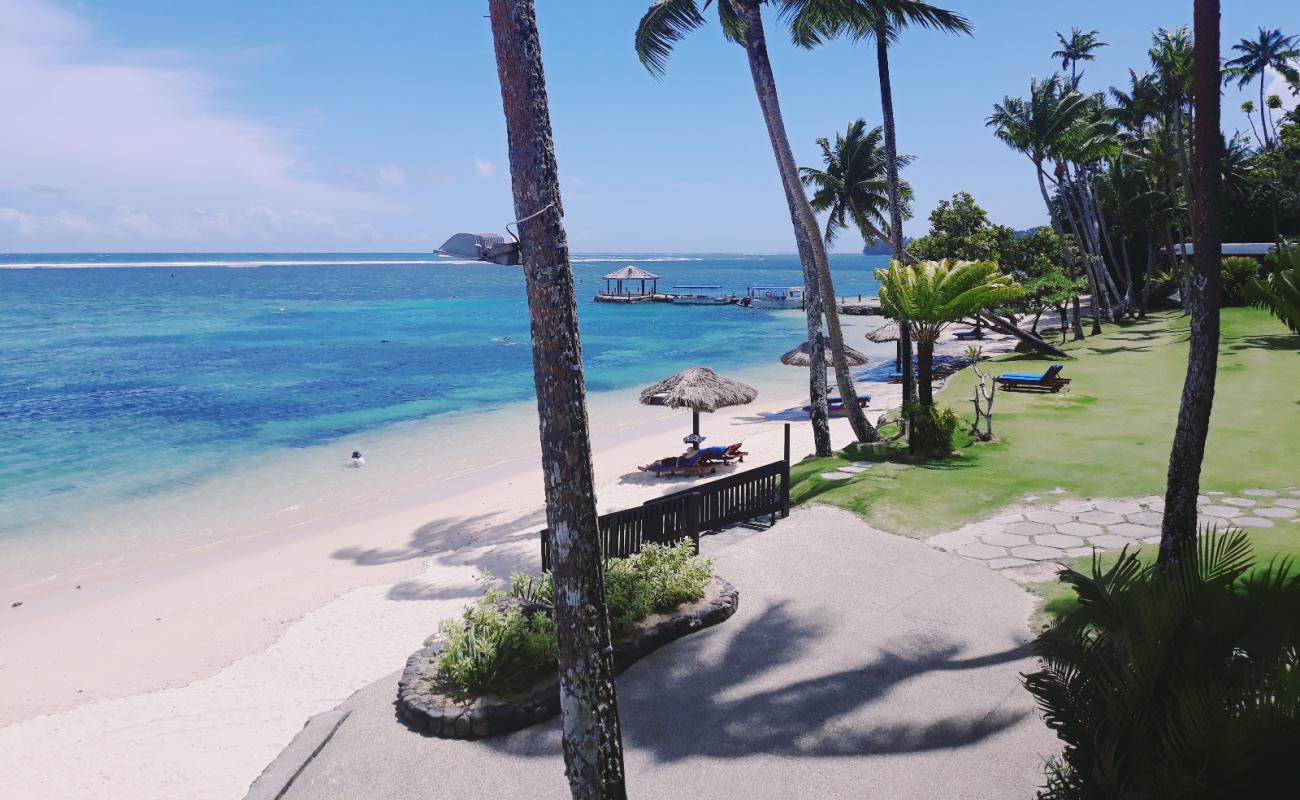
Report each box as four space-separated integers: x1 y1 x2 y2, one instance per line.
0 252 885 575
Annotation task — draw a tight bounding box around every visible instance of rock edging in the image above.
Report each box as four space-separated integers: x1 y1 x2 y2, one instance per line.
397 575 739 738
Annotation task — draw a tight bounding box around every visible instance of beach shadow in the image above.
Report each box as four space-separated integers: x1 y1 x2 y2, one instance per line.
1223 333 1300 353
475 601 1030 762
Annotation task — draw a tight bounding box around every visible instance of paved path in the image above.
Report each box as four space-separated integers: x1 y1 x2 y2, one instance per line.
279 506 1054 800
925 487 1300 583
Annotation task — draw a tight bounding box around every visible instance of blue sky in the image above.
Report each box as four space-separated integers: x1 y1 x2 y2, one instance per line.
0 0 1295 253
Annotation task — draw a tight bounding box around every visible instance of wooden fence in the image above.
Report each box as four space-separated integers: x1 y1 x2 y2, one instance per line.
540 459 790 571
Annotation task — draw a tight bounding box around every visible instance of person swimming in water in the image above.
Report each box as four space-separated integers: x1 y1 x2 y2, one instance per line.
350 450 365 468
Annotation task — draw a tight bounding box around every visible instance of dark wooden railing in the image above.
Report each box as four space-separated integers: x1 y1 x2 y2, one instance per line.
540 459 790 571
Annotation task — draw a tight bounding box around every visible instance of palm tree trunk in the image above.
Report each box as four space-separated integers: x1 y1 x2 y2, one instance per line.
1057 166 1101 336
487 3 627 795
875 23 917 447
812 236 880 443
916 337 934 407
1140 237 1154 318
734 1 831 455
1160 0 1223 567
1034 163 1086 340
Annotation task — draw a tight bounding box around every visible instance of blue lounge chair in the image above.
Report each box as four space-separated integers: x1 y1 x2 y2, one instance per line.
994 363 1070 393
953 330 982 340
638 448 718 477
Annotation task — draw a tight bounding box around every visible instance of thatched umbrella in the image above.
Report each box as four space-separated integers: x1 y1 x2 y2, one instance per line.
779 340 869 368
640 367 757 443
866 321 903 369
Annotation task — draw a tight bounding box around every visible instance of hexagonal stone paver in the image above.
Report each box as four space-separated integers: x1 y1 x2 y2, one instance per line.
1199 505 1242 518
1137 495 1163 505
956 542 1008 560
1143 536 1162 544
1197 495 1211 504
1256 506 1298 519
989 512 1025 524
1006 521 1054 536
1078 510 1124 525
926 529 981 549
1243 488 1278 497
819 472 854 481
1108 522 1159 539
1010 544 1066 561
1290 489 1300 497
1001 562 1066 583
849 461 876 468
1274 499 1300 509
1058 521 1103 538
1065 547 1095 558
1124 511 1164 526
1233 516 1274 528
982 531 1032 548
986 557 1034 570
837 465 868 474
1095 500 1142 515
1088 534 1139 550
1221 497 1257 507
1026 510 1072 525
1036 533 1086 548
1053 499 1094 513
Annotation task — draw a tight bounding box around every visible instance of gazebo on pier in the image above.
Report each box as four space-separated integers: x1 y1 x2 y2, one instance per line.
597 266 661 302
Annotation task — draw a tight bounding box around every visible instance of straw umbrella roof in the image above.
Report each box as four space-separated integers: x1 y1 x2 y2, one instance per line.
865 320 901 343
779 341 870 368
639 367 757 412
603 265 660 281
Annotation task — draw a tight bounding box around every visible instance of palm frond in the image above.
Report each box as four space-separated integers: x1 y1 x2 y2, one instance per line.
635 0 707 77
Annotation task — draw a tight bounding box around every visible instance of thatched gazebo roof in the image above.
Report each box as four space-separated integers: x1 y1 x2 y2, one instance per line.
779 341 869 368
865 320 901 343
639 367 757 412
603 265 660 281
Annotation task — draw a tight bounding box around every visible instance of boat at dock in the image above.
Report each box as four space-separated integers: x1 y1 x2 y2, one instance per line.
743 285 804 309
670 285 733 305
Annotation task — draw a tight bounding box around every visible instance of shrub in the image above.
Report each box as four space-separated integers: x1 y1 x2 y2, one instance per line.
434 542 712 697
1220 256 1260 306
907 402 960 456
1026 527 1300 799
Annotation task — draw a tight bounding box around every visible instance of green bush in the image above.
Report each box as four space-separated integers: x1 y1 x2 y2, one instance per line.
434 541 712 698
1026 528 1300 798
1220 256 1260 306
907 402 960 456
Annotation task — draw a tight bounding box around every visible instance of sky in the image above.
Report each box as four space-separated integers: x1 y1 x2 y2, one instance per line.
0 0 1295 253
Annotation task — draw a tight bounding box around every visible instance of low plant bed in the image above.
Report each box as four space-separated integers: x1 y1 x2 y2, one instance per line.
397 542 738 738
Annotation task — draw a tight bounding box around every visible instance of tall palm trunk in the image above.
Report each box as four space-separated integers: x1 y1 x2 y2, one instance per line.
1160 0 1222 566
875 23 917 446
1056 164 1101 336
1140 237 1155 318
487 2 626 795
1034 162 1086 339
734 1 831 456
915 337 935 407
812 235 879 443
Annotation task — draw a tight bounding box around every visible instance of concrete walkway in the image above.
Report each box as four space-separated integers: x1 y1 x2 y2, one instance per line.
278 506 1053 799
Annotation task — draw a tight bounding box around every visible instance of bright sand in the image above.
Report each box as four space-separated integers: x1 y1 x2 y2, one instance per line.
0 317 999 800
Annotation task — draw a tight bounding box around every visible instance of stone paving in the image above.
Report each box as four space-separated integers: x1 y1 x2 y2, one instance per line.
925 487 1300 584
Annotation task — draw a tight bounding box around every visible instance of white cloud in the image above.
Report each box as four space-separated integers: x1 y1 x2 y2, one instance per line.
0 0 397 249
474 158 495 177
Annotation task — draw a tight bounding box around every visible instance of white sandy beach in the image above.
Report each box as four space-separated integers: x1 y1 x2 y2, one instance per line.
0 318 1012 800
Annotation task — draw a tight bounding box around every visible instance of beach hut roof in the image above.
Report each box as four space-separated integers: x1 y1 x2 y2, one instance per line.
603 265 660 281
639 367 757 412
865 321 901 343
779 341 870 368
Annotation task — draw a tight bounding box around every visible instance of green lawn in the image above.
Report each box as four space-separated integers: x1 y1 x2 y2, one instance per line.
792 307 1300 537
791 308 1300 624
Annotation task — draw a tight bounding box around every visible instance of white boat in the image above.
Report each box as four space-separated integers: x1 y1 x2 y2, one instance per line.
670 285 732 305
745 285 804 309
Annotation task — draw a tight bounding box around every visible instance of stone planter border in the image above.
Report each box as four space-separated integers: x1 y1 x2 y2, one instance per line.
397 576 738 738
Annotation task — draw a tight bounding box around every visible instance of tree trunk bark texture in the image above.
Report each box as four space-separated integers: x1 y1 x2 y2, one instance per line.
916 338 934 407
735 1 831 456
1160 0 1222 567
487 2 627 795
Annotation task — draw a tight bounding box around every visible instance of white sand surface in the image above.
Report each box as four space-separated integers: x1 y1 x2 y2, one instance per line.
0 319 1013 800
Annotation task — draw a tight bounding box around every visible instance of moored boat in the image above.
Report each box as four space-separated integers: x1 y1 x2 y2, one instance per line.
670 285 732 305
744 285 804 309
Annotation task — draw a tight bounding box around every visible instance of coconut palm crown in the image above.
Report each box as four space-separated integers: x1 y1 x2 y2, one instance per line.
799 119 913 246
1224 27 1299 148
875 259 1023 405
1052 27 1108 84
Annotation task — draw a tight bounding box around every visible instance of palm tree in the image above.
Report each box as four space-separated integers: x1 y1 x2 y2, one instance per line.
781 0 971 448
636 0 861 454
1052 27 1108 86
487 1 627 795
799 118 913 248
875 259 1022 407
1160 0 1224 566
1224 27 1299 149
987 77 1090 338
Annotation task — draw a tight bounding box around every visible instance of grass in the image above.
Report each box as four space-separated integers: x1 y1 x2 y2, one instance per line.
791 308 1300 538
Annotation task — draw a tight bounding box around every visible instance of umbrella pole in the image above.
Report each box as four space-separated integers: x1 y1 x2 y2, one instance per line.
692 410 700 441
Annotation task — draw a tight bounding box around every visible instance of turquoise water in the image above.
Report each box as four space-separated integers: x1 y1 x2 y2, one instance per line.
0 253 884 543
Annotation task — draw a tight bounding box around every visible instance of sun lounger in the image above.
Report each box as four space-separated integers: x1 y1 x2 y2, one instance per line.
953 330 982 340
994 363 1071 393
802 395 872 417
717 443 748 463
638 449 718 477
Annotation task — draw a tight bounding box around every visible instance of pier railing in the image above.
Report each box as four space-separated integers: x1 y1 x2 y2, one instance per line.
539 459 790 571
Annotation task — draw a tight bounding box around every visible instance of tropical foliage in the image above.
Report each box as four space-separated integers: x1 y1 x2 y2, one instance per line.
1026 528 1300 798
1241 243 1300 334
875 259 1023 406
799 119 913 246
